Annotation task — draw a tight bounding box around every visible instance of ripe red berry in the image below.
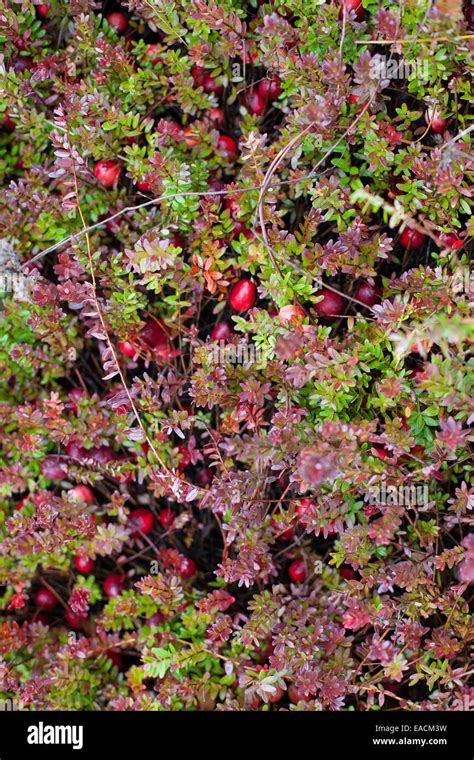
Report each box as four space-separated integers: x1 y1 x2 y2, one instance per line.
314 288 344 318
202 74 223 96
441 232 463 250
424 107 448 134
34 588 57 610
103 574 125 598
128 508 154 536
73 554 95 574
159 508 176 529
271 516 294 541
258 77 281 100
178 556 197 579
136 177 152 192
354 281 382 307
119 340 137 358
145 44 162 65
140 319 167 347
65 442 88 461
211 321 234 342
266 684 285 704
69 485 95 504
340 565 357 581
37 4 50 16
206 107 224 126
278 304 306 325
94 160 121 188
288 684 312 703
41 456 69 480
106 12 128 34
288 559 307 583
229 278 257 311
243 88 267 116
64 609 82 628
177 444 191 469
295 498 315 527
217 134 238 160
399 227 426 249
338 0 364 20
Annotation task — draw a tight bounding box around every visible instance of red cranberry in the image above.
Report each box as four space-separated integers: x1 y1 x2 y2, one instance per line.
211 321 234 342
314 288 344 318
34 588 57 610
202 74 223 96
288 559 307 583
354 281 382 307
424 107 448 134
107 12 128 34
206 107 224 126
243 88 267 116
119 340 138 358
69 485 95 504
136 177 152 192
266 685 285 704
288 684 312 703
295 498 315 527
340 565 357 581
339 0 364 20
399 227 426 249
128 508 154 536
177 444 191 469
278 304 306 325
258 77 281 100
64 609 82 629
36 4 50 16
103 574 125 598
73 554 95 574
140 319 167 347
178 557 197 579
159 508 175 529
441 232 463 250
145 44 162 65
217 134 238 160
271 516 294 541
41 456 68 480
229 279 257 311
95 160 121 188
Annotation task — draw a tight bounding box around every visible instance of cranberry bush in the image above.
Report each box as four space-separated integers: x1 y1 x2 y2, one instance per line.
0 0 472 712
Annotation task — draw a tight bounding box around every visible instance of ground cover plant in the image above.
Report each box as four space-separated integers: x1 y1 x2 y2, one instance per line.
0 0 472 712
